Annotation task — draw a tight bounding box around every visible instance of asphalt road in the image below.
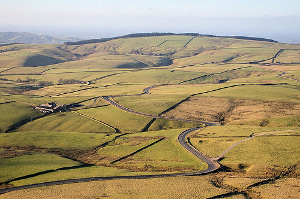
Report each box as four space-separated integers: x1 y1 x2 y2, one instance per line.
177 128 220 173
0 86 220 194
0 128 219 195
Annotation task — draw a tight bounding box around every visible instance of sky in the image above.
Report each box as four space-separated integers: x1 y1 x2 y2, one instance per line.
1 0 300 43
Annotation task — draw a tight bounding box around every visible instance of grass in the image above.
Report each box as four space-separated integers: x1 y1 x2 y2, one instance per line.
46 53 169 69
148 119 203 131
99 68 203 84
189 126 300 172
25 84 92 96
0 66 52 74
0 131 116 150
173 64 250 73
180 67 272 84
97 136 160 163
189 125 297 157
16 112 115 133
233 116 300 127
252 178 300 199
275 50 300 63
114 93 190 115
226 48 279 63
10 165 149 187
150 83 230 95
200 84 300 103
173 49 238 65
61 83 148 97
0 35 300 193
0 153 80 183
0 175 230 199
78 105 152 133
190 137 246 157
0 94 91 106
222 176 264 189
220 134 300 167
0 44 76 68
192 125 296 137
0 102 42 133
112 129 208 172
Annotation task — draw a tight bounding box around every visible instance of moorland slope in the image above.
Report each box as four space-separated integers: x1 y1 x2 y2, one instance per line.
0 34 299 198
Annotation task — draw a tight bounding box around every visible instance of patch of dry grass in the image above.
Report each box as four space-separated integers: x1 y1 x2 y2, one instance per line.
252 178 300 198
0 175 230 199
162 96 233 122
161 96 300 125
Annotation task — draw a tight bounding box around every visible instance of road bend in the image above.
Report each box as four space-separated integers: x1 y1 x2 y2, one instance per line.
0 128 220 195
0 86 220 194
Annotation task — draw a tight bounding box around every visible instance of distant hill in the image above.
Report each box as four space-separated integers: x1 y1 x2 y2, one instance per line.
64 32 278 45
0 32 81 44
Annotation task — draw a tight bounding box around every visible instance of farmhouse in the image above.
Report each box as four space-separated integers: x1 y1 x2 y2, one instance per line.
35 102 66 113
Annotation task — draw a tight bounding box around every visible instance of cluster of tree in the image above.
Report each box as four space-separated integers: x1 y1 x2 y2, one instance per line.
38 81 54 87
64 32 277 46
15 78 37 83
58 78 80 84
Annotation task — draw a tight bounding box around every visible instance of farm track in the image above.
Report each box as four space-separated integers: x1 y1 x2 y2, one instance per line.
215 130 299 160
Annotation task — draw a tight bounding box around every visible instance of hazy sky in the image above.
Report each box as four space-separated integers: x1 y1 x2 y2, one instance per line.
1 0 300 43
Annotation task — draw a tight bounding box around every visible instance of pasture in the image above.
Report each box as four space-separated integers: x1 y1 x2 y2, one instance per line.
0 34 299 197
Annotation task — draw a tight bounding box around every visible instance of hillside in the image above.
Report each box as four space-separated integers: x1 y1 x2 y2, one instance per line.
0 32 80 44
0 34 299 198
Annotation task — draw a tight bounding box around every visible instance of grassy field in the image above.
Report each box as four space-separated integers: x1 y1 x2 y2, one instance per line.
114 93 189 115
0 35 299 197
275 50 300 63
0 102 42 133
98 129 208 172
199 84 300 102
0 175 231 199
0 131 116 150
0 94 90 105
252 178 300 198
188 125 300 168
0 153 80 183
148 118 203 131
220 135 300 167
78 105 152 133
99 68 204 84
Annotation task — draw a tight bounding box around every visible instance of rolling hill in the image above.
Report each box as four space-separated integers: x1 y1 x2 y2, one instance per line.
0 33 299 198
0 32 80 45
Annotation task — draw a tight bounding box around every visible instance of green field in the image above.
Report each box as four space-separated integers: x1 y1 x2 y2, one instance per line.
0 35 299 197
200 84 300 102
0 131 116 150
0 153 80 183
0 102 42 133
189 125 300 158
114 93 189 115
78 105 152 133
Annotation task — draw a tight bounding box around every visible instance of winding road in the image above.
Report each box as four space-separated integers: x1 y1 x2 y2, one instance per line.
0 128 219 195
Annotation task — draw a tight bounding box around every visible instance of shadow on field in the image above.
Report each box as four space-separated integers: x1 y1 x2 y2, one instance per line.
23 54 64 67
